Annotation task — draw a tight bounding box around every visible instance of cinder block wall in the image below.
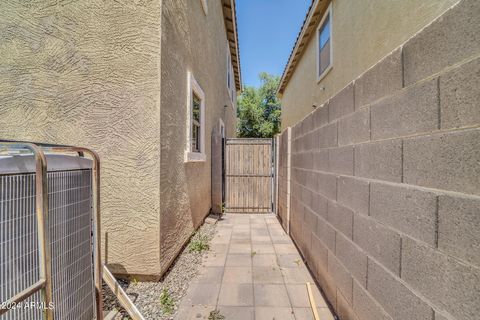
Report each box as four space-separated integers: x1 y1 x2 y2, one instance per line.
282 1 480 319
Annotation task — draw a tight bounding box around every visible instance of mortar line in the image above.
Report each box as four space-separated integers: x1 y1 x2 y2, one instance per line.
365 256 369 290
401 46 405 88
367 183 371 216
434 196 439 249
250 215 256 320
437 77 441 130
266 213 297 319
369 107 372 141
352 80 356 110
399 237 403 279
215 214 233 309
400 139 404 183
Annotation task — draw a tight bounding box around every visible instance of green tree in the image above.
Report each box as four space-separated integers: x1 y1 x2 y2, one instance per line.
237 72 281 138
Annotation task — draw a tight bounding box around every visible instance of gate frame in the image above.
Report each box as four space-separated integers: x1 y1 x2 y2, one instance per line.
223 138 276 213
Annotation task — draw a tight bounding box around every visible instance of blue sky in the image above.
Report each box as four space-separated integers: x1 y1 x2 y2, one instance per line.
236 0 311 88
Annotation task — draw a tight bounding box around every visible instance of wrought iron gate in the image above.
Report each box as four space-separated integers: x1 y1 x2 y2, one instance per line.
224 138 274 213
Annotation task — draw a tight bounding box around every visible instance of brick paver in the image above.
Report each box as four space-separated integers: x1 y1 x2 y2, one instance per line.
175 214 336 319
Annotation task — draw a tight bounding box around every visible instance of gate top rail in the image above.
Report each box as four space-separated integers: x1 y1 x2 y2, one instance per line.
226 138 273 145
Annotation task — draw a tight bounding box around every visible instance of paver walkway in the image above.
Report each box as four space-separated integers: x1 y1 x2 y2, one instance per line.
175 213 336 320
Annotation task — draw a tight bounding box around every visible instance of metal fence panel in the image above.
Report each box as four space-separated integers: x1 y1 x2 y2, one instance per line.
1 168 96 320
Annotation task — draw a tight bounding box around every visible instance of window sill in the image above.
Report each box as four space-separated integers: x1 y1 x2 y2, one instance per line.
185 151 206 163
317 65 332 84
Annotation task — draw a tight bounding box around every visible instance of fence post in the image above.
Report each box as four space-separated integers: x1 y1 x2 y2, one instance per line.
285 127 292 234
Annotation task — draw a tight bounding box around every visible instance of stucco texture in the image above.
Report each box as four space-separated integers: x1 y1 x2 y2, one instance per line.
281 0 459 129
0 0 237 278
159 0 236 274
0 1 162 276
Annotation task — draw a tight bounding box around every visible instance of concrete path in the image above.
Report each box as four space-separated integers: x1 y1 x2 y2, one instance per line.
175 214 336 320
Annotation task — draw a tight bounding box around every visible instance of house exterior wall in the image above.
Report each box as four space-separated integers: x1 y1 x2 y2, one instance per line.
0 1 162 276
278 1 480 319
160 0 237 274
281 0 459 129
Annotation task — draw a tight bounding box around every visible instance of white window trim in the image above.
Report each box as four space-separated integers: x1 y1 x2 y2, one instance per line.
185 72 206 162
226 45 233 98
226 44 238 109
200 0 208 15
316 3 333 83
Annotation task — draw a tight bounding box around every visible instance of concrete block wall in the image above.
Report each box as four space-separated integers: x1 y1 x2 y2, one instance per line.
283 1 480 319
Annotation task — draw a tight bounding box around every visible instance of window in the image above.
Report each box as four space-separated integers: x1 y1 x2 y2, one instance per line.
226 45 237 105
185 72 206 162
227 50 232 91
317 4 332 81
191 93 201 152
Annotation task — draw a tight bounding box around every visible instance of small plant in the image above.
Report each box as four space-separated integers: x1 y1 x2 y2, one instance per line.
251 251 257 257
132 277 138 286
188 233 210 253
208 309 225 320
294 259 301 266
160 288 175 315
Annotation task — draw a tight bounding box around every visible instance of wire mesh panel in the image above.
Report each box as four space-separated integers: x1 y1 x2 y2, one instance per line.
49 170 95 320
1 155 96 320
0 174 43 320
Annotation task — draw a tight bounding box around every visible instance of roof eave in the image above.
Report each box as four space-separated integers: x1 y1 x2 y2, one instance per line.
277 0 327 96
223 0 242 92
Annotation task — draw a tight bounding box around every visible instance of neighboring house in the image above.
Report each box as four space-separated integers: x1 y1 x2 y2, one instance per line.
275 0 480 319
0 0 241 279
278 0 459 129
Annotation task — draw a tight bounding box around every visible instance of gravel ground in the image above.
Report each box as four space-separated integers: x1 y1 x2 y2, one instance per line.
103 219 218 320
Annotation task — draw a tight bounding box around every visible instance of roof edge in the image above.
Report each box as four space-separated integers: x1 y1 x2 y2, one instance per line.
277 0 326 95
223 0 242 92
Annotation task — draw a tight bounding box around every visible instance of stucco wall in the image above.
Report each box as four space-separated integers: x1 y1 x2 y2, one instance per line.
0 1 162 276
281 0 459 129
160 0 237 273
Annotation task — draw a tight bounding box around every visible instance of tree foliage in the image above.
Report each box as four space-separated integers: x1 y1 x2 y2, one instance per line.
237 72 281 138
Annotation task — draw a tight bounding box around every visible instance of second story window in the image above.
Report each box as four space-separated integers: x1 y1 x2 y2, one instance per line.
317 4 332 81
227 51 232 91
226 45 236 104
185 72 206 162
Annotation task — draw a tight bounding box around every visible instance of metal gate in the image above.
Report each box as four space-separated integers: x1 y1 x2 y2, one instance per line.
224 138 274 213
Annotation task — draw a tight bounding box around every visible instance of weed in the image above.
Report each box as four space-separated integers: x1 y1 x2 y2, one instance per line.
294 259 301 266
159 288 175 315
188 233 210 253
208 309 225 320
251 251 257 257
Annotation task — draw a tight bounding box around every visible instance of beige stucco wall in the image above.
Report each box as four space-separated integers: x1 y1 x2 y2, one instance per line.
281 0 459 129
0 1 162 275
159 0 237 273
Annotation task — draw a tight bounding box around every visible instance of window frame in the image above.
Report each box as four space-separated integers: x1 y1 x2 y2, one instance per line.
185 72 206 162
226 44 236 105
316 3 333 83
